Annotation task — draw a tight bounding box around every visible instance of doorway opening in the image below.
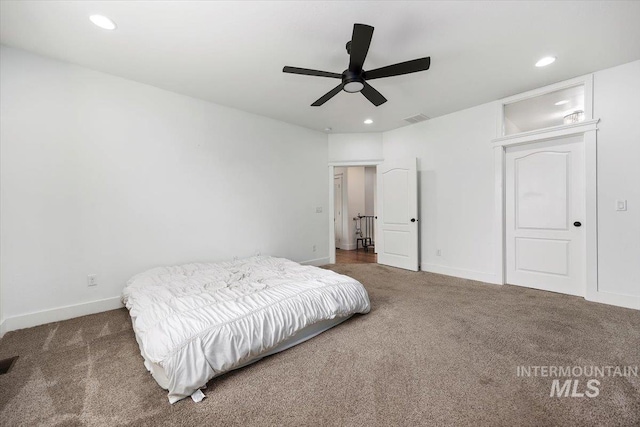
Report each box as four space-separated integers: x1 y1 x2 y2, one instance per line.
331 165 377 264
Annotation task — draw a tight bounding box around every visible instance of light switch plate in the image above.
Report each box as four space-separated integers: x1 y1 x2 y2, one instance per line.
616 200 627 211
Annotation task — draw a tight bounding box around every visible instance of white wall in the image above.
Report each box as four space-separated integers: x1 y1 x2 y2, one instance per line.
380 60 640 305
593 60 640 301
328 133 383 163
0 46 329 331
383 103 499 283
364 167 376 217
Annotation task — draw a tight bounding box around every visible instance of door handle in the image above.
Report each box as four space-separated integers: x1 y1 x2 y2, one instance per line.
411 218 416 223
573 221 582 227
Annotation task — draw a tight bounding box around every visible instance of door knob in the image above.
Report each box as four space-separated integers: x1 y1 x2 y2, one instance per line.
411 218 416 223
573 221 582 227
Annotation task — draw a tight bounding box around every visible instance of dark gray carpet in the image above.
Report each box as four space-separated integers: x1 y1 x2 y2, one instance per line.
1 263 638 426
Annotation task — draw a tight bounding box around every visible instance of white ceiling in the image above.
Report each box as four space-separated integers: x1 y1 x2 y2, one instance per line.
2 1 639 133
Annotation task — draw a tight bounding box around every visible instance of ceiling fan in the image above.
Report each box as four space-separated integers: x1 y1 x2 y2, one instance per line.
283 23 431 107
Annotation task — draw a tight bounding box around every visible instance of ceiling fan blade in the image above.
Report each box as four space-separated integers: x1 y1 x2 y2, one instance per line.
283 66 342 79
364 57 431 80
361 82 387 106
311 83 344 106
349 24 374 71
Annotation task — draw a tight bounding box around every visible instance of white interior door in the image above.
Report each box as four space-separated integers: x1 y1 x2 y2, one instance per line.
376 159 419 271
334 175 343 249
506 136 586 296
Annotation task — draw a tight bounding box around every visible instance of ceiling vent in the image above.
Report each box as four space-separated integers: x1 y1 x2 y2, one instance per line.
403 113 430 124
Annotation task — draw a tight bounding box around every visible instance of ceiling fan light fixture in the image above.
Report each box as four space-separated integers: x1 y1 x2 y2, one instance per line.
564 110 584 124
342 70 365 93
343 81 364 93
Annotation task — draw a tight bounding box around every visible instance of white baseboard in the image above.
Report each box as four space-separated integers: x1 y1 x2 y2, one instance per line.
338 243 365 251
0 318 6 338
421 263 501 285
300 257 331 267
586 291 640 310
1 296 124 336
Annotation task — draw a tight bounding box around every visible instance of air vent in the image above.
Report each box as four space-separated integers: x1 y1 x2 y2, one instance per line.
0 356 18 375
403 113 430 124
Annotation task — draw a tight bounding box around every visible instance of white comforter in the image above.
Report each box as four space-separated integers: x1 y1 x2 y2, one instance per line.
122 256 370 403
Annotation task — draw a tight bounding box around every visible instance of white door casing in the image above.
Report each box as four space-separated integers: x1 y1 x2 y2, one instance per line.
334 175 343 248
376 159 419 271
506 136 586 296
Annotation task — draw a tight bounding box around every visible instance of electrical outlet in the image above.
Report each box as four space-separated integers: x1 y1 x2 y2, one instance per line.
87 274 98 287
316 207 323 213
436 249 441 256
616 200 627 211
313 245 317 252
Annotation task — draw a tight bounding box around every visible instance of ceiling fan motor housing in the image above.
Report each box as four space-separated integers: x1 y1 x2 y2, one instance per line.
342 70 364 93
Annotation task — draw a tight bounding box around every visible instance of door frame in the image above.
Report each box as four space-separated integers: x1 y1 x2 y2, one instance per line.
328 160 382 264
333 173 344 249
504 136 587 296
492 120 599 300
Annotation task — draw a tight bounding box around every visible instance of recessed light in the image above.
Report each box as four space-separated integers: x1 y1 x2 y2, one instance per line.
364 119 373 124
89 15 117 30
535 56 556 67
555 100 569 106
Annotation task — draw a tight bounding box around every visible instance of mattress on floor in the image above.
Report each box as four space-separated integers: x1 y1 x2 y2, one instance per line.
122 256 371 403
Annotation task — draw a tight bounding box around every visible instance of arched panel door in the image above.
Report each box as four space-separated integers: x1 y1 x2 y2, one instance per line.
506 136 586 296
376 159 419 271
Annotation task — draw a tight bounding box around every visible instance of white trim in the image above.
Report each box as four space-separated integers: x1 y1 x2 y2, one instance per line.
328 160 383 167
492 120 600 147
339 243 358 251
497 74 593 139
493 146 506 285
584 129 599 304
328 165 336 264
0 319 6 338
494 120 601 304
300 257 331 267
495 101 505 139
501 75 593 106
1 296 124 335
586 291 640 311
585 72 594 120
333 172 344 250
328 162 379 264
422 264 500 285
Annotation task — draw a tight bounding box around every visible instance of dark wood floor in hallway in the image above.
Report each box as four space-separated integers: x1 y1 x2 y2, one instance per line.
335 248 377 264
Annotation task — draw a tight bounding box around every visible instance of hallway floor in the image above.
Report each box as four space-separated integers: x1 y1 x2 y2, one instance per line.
335 248 377 264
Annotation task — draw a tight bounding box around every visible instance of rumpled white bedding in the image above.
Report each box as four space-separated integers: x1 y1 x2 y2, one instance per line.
122 256 371 403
